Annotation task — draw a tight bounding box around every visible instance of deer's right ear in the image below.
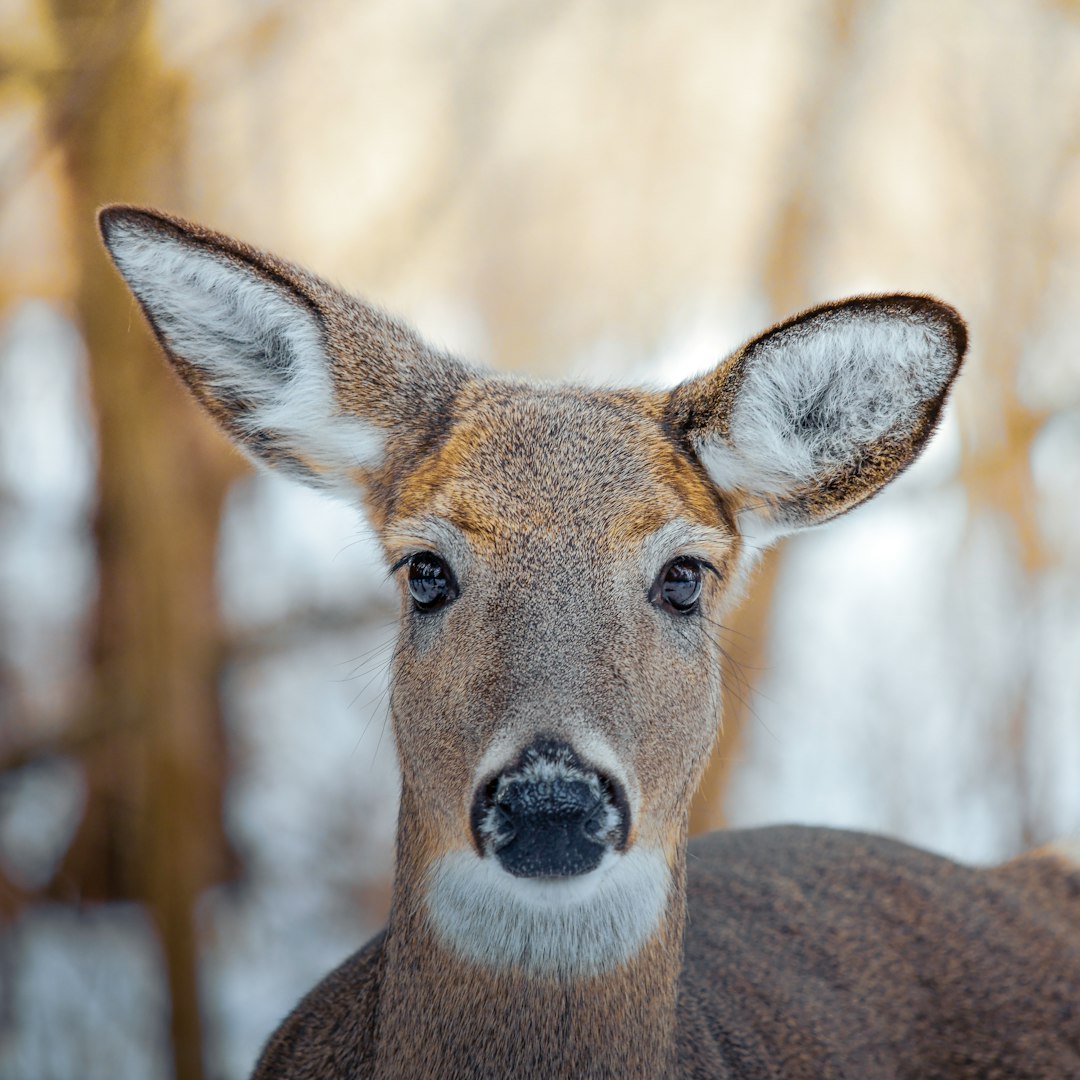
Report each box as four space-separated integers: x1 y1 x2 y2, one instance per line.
99 206 472 513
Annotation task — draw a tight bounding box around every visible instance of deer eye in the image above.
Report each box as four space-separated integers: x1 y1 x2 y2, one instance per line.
651 557 704 614
406 554 458 611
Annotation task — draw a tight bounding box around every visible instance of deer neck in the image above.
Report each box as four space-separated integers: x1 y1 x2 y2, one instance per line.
371 798 688 1077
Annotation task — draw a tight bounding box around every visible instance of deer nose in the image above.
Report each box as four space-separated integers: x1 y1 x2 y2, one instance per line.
493 775 608 878
470 739 629 879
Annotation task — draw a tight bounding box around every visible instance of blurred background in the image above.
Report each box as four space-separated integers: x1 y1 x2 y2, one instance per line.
2 0 1079 1076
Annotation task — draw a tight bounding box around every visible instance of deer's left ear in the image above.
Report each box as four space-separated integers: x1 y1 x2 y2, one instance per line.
669 295 967 545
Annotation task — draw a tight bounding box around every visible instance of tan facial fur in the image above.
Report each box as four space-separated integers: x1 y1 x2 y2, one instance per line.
384 381 739 867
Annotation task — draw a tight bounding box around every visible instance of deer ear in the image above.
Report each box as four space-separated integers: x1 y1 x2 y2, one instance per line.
98 206 471 509
670 295 967 546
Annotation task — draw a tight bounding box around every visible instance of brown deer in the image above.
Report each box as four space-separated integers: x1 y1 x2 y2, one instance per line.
99 206 1080 1079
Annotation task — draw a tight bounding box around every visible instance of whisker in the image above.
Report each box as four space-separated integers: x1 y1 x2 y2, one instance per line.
689 622 768 737
347 657 395 713
698 614 758 645
352 639 403 757
334 625 399 666
337 641 398 683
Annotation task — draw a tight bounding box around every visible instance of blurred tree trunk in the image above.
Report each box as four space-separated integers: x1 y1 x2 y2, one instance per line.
689 0 860 835
46 3 235 1078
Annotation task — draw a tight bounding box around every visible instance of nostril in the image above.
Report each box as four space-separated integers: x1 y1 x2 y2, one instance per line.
582 799 610 840
596 771 631 853
491 805 516 850
469 775 504 856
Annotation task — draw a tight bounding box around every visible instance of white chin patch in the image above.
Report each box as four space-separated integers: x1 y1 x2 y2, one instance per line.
424 847 671 977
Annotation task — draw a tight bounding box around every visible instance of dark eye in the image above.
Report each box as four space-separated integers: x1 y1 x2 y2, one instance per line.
651 557 704 614
406 553 458 612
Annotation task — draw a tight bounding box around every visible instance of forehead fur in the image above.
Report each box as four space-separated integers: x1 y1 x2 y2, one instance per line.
391 380 729 552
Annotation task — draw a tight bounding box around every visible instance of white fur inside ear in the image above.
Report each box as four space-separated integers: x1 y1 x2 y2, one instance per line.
697 309 956 498
105 218 383 494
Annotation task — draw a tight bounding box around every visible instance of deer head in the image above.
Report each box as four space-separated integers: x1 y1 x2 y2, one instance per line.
99 206 966 983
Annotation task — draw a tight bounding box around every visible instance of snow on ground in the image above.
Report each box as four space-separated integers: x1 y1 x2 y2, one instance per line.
2 903 172 1080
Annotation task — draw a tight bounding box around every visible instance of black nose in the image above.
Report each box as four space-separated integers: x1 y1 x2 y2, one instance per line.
471 740 628 879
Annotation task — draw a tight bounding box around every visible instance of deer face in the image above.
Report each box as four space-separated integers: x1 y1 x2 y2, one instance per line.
384 385 734 881
100 207 966 977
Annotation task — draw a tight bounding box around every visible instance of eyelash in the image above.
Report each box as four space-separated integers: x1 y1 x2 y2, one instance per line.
388 553 418 577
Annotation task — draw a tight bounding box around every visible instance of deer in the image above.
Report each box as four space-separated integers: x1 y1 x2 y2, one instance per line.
98 205 1080 1079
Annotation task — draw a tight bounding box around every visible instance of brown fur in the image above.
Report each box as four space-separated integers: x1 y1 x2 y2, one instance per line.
96 208 1079 1079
